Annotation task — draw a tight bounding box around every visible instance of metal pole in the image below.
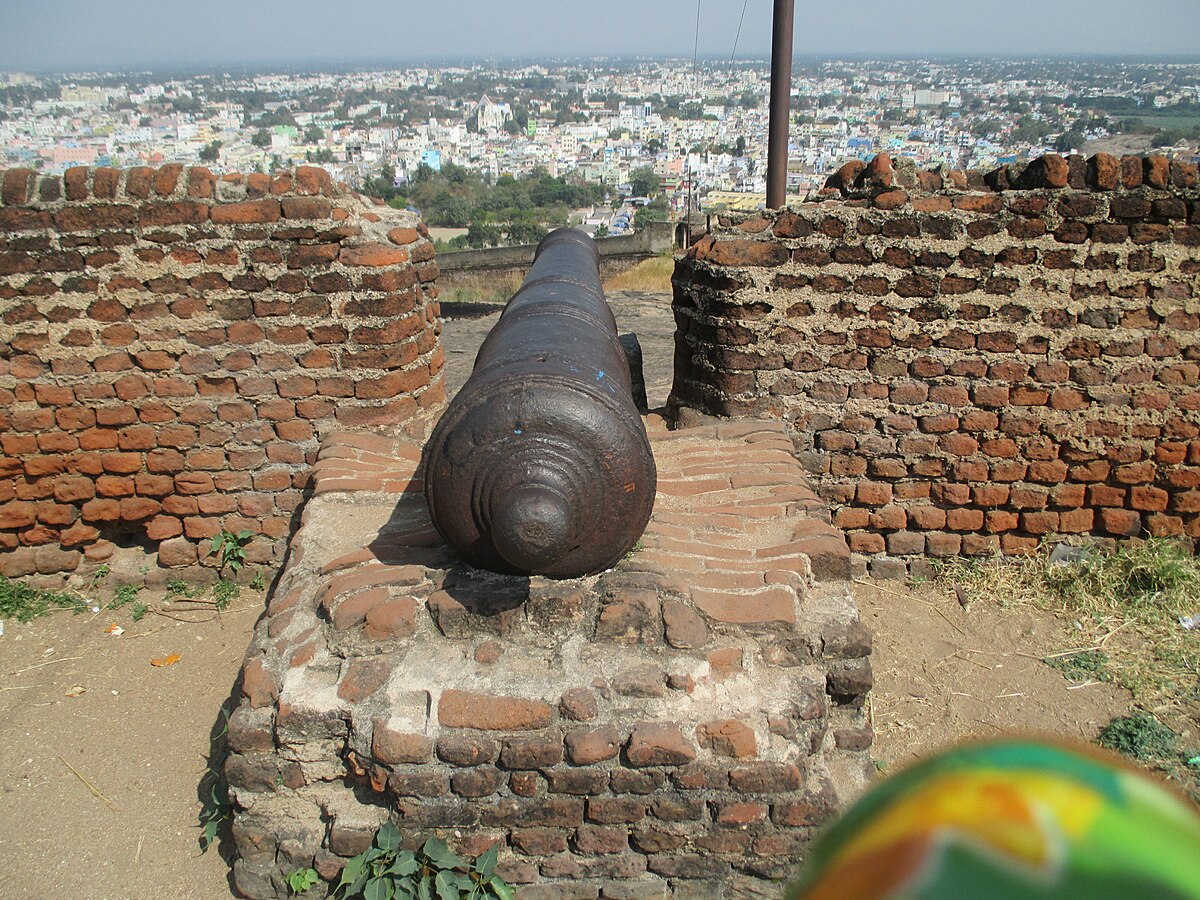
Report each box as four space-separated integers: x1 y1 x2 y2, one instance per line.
766 0 794 209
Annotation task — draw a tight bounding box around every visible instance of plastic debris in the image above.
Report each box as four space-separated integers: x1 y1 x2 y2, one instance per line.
104 623 124 637
1179 613 1200 631
150 653 182 667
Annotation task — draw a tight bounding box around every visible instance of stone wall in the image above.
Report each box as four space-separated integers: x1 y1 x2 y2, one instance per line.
0 165 443 576
671 152 1200 577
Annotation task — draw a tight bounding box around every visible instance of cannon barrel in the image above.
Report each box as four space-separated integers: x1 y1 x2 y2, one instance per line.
423 228 657 579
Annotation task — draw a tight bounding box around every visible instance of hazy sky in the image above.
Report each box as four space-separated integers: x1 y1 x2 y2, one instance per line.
2 0 1198 71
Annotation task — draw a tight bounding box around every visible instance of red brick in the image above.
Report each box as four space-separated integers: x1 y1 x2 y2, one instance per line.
626 723 697 767
696 719 757 758
438 690 553 730
1098 507 1141 536
340 243 410 267
564 726 621 765
210 200 280 224
691 586 795 625
336 656 391 703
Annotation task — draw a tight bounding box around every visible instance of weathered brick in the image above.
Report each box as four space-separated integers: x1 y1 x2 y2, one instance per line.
626 723 696 767
439 690 553 730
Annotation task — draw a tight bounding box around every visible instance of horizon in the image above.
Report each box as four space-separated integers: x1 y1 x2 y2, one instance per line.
2 0 1198 73
7 52 1200 79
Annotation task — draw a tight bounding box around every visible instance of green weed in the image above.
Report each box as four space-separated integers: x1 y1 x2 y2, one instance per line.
111 583 141 608
1043 649 1111 683
1098 712 1178 761
287 867 320 895
198 704 232 853
0 576 87 622
212 579 240 610
209 528 253 576
333 825 512 900
166 578 197 598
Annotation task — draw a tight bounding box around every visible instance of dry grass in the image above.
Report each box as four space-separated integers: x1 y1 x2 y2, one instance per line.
603 254 676 293
440 270 523 306
935 538 1200 796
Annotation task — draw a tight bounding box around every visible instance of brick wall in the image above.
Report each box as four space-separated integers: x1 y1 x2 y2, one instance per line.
671 152 1200 577
0 165 443 577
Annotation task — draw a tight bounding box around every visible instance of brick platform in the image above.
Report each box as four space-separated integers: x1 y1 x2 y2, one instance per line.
226 417 872 899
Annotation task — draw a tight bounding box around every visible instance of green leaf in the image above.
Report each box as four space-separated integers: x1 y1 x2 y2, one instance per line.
201 817 219 851
387 854 420 877
337 856 365 889
376 820 401 852
488 876 515 900
364 876 393 900
362 847 386 865
474 846 497 879
435 870 458 900
421 837 460 870
417 875 433 900
237 529 253 540
210 535 224 554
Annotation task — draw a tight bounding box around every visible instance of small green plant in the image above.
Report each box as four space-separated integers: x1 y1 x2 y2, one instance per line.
112 583 141 608
209 528 253 575
89 563 111 588
287 867 320 895
0 575 87 622
130 601 148 622
333 825 513 900
1098 712 1178 761
199 704 233 852
166 577 196 598
212 579 240 610
250 569 267 591
1044 649 1111 683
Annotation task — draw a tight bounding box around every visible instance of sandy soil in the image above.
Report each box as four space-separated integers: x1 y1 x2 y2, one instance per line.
0 593 260 899
0 291 1136 898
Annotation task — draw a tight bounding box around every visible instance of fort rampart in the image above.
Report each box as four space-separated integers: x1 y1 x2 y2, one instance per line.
0 165 443 576
671 152 1200 576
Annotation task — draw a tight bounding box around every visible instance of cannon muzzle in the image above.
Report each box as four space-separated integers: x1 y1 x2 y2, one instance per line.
423 228 657 579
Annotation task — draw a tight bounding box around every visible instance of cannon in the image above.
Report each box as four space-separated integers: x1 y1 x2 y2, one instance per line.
423 228 657 579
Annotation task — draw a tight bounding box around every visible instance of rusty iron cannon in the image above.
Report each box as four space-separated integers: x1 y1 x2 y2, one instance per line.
423 228 657 579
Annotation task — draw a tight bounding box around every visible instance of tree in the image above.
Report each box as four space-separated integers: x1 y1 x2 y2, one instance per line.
198 140 221 163
465 222 502 248
734 135 746 157
634 198 670 229
645 138 662 155
1055 129 1086 152
507 221 548 245
629 166 659 198
303 124 324 143
251 128 271 149
971 118 1003 138
593 224 609 238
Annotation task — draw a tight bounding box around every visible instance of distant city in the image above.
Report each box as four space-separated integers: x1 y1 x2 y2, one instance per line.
2 57 1198 246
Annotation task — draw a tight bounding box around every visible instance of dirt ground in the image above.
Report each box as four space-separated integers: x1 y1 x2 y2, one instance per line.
0 593 259 900
0 291 1137 899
